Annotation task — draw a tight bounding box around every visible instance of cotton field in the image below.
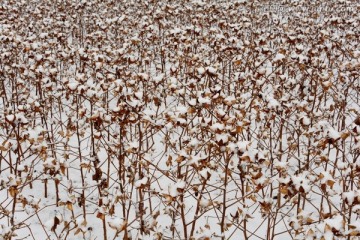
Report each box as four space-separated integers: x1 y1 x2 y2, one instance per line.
0 0 360 239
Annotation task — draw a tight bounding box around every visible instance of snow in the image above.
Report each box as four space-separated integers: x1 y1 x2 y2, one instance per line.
268 98 280 109
197 67 205 75
206 66 217 74
5 114 15 122
274 53 285 62
67 81 79 91
291 173 311 193
153 74 164 83
108 217 126 231
198 96 211 105
302 116 311 125
210 123 225 131
343 191 357 205
135 177 148 188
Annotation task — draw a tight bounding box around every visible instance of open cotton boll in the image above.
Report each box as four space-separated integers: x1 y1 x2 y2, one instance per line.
206 66 217 74
302 116 311 125
198 96 211 104
268 98 280 109
5 114 15 122
197 67 205 75
342 191 358 205
135 177 148 188
327 127 341 140
210 123 224 131
108 217 127 231
67 81 79 91
274 53 285 62
153 74 164 83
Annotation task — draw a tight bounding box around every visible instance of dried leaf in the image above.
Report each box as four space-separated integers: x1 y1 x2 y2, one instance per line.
66 202 73 211
74 228 82 235
51 216 60 232
96 212 105 220
166 156 172 167
9 186 18 198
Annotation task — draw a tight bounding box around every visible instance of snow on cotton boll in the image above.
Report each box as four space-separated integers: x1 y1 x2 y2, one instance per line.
108 217 127 232
206 66 217 76
135 177 148 189
327 127 341 141
161 180 186 203
273 53 285 63
342 190 360 205
153 73 164 83
322 214 345 240
197 67 206 75
197 95 211 106
267 98 280 110
291 172 312 193
301 116 311 126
